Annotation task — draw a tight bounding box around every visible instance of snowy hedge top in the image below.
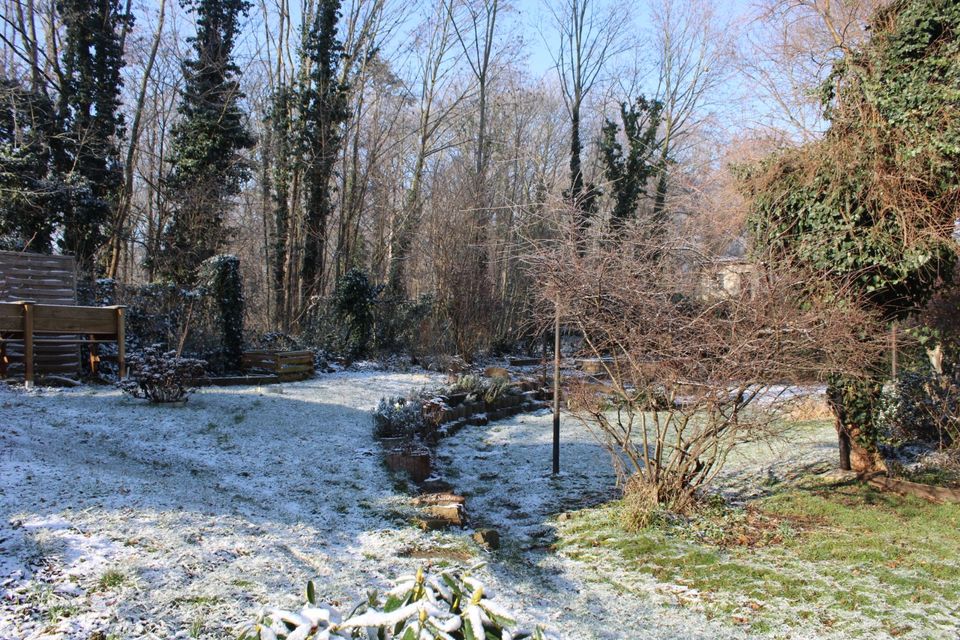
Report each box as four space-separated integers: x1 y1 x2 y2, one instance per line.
238 565 553 640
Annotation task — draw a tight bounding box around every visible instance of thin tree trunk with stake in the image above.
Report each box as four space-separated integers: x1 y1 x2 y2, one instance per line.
553 298 561 475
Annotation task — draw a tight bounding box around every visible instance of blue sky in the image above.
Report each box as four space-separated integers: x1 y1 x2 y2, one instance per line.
505 0 757 78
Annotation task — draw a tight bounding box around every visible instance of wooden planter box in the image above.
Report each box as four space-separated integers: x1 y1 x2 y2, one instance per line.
241 349 315 381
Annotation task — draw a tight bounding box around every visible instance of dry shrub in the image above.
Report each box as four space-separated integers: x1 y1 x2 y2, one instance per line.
620 474 695 530
531 212 883 515
781 394 834 422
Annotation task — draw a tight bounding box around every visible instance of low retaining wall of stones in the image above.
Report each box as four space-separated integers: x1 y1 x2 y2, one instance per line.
382 379 551 532
430 389 547 436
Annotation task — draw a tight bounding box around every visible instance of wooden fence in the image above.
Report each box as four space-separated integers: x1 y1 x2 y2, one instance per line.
0 251 79 376
0 302 125 386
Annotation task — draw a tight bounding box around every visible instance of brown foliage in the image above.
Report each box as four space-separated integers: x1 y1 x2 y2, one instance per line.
530 209 883 513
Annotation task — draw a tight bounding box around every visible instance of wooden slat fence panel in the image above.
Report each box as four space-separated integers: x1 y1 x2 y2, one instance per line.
0 251 79 375
241 350 315 380
32 306 119 334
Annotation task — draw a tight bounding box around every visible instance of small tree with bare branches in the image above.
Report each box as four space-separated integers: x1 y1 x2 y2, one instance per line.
531 211 881 523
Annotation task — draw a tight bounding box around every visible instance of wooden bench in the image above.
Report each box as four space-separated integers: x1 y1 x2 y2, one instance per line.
0 301 126 387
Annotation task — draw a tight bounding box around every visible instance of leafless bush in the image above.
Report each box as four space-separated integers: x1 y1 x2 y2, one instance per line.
118 346 207 404
530 211 882 522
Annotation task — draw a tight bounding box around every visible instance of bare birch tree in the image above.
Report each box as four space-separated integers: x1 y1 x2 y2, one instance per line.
545 0 628 237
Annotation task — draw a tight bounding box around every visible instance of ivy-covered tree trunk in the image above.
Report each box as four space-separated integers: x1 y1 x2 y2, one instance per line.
568 103 585 232
299 0 349 308
200 254 244 372
156 0 254 284
56 0 130 276
826 375 887 474
267 85 294 328
743 0 960 474
0 80 62 251
599 95 662 234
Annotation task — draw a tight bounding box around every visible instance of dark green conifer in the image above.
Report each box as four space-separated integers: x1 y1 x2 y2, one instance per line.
56 0 130 274
157 0 255 283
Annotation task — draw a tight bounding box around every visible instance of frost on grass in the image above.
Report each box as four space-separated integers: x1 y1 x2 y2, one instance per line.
0 372 446 639
0 373 781 640
1 375 914 640
548 419 960 639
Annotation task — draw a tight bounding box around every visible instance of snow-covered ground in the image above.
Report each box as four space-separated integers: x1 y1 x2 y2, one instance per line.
0 371 827 639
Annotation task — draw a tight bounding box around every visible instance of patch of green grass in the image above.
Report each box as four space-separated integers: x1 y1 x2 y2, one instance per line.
174 594 223 607
97 569 128 590
28 585 81 623
46 600 81 622
189 617 204 638
554 478 960 637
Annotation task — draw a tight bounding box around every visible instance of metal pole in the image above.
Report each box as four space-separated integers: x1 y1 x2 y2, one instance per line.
553 299 560 475
891 321 898 380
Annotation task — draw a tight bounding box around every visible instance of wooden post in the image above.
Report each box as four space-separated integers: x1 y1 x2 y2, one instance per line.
115 306 126 378
20 301 34 388
553 299 561 476
88 334 99 375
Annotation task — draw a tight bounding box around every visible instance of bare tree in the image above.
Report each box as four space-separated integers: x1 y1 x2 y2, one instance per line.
647 0 730 222
737 0 880 140
106 0 168 278
545 0 628 234
531 206 882 520
385 0 464 296
447 0 500 184
334 0 404 279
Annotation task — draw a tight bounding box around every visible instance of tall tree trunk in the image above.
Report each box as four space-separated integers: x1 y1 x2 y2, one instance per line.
108 0 166 278
387 150 426 296
651 113 672 226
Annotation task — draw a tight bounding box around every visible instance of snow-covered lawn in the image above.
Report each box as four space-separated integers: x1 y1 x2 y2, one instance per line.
0 371 842 639
1 371 448 639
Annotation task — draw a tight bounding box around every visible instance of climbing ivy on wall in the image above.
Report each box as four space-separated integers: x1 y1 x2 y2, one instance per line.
742 0 960 471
